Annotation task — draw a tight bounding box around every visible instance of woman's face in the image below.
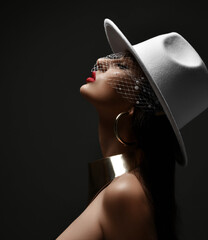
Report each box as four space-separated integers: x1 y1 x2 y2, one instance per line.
80 53 141 114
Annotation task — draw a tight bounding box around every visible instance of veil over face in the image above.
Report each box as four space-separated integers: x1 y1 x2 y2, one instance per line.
91 52 163 113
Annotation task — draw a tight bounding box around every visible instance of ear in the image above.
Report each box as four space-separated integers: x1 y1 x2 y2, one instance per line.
128 106 135 116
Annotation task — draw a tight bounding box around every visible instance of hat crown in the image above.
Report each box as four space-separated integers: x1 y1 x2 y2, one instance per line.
163 33 202 67
133 32 208 130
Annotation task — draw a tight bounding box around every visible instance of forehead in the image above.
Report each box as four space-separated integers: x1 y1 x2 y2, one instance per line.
104 52 126 59
105 52 135 60
103 52 139 65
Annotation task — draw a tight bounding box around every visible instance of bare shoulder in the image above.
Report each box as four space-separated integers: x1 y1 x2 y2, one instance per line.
101 172 157 239
103 172 149 213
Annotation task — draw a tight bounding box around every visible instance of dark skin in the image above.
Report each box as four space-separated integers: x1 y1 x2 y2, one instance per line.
56 57 158 240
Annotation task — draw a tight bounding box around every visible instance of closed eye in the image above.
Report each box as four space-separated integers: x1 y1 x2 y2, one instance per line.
117 63 128 70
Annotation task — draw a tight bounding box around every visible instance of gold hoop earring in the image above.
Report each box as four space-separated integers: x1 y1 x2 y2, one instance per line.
114 111 136 146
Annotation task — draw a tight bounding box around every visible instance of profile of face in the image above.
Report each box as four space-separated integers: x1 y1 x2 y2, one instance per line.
80 51 163 119
80 52 146 115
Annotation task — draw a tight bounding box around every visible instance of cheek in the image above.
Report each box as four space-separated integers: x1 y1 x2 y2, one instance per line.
80 73 123 106
80 80 118 104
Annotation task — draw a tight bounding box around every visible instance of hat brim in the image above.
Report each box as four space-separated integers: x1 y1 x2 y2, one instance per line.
104 18 187 166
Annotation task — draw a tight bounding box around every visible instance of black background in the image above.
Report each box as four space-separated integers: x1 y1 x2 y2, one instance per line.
1 1 208 239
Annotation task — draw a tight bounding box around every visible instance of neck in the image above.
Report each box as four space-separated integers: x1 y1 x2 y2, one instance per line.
88 111 144 202
98 114 137 158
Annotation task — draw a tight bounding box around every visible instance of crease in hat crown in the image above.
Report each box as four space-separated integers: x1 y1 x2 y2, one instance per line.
103 18 208 167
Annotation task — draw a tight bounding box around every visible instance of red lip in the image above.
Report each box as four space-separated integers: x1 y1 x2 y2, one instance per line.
92 71 96 80
86 71 96 83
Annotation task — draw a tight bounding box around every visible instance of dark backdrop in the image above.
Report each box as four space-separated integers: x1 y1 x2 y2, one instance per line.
1 1 208 240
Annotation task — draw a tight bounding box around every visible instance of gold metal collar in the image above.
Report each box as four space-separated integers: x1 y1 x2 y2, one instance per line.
88 151 139 201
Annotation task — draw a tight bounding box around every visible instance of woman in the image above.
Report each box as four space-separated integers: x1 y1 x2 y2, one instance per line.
56 19 208 240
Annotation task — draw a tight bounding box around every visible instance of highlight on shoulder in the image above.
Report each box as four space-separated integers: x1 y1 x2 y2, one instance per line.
103 172 150 214
100 172 157 240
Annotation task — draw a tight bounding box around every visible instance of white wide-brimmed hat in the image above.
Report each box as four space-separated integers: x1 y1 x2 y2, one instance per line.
104 18 208 166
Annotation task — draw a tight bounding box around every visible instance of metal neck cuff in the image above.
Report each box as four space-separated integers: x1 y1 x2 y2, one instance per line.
88 151 139 202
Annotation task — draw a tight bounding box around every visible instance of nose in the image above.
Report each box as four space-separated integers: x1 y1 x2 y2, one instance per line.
96 58 110 72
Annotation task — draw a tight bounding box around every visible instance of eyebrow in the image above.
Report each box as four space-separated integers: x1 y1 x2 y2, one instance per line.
108 57 135 64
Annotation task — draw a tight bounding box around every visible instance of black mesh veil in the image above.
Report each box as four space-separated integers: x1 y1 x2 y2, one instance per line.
91 52 163 113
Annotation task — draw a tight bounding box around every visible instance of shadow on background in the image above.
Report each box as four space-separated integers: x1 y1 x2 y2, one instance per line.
1 1 208 239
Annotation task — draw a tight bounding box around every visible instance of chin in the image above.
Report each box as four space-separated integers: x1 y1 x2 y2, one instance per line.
80 83 89 97
80 83 95 103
